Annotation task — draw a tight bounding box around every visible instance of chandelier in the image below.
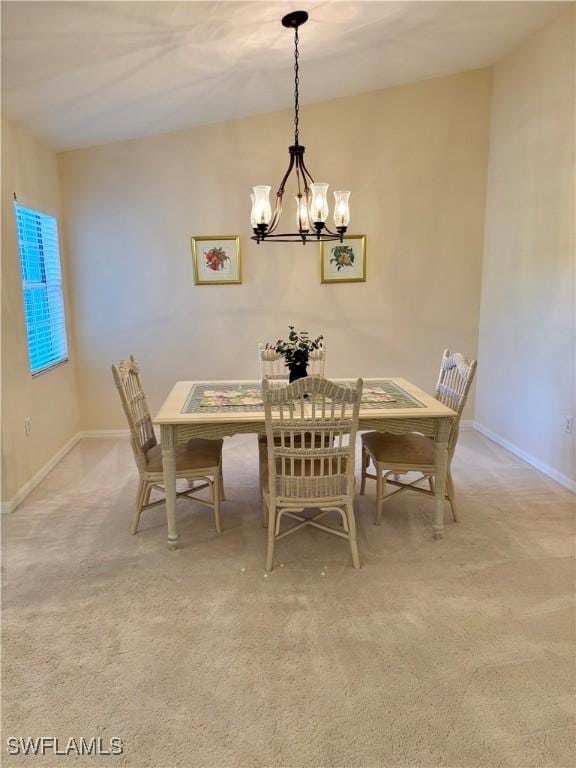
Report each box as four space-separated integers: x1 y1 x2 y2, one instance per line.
250 10 351 244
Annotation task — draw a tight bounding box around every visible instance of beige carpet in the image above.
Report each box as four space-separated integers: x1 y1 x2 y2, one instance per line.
2 431 575 768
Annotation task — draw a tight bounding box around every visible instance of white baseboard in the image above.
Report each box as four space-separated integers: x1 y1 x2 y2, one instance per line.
473 421 575 493
1 429 132 513
80 429 130 439
1 433 82 514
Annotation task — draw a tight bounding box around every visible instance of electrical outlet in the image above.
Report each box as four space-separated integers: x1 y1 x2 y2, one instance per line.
565 416 574 434
24 417 32 436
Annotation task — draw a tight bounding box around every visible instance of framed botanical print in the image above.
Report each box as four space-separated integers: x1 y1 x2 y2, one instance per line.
191 236 242 285
320 235 366 283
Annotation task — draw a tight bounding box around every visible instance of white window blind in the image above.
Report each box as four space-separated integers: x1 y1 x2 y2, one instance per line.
14 202 69 375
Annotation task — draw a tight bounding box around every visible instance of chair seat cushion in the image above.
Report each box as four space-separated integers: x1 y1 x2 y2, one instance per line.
145 438 223 473
361 431 434 465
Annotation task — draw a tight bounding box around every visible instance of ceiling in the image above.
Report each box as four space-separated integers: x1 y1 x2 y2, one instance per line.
2 1 568 151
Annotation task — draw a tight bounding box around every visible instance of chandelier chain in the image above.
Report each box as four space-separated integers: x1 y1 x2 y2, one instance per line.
294 27 300 145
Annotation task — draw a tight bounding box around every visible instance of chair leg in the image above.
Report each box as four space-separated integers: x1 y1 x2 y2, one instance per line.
265 501 276 572
219 461 226 501
345 502 361 569
360 447 369 495
131 478 147 535
212 473 222 534
375 466 386 525
259 456 268 528
447 469 458 522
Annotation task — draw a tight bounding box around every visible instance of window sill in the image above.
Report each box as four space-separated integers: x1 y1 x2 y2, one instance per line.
31 358 70 378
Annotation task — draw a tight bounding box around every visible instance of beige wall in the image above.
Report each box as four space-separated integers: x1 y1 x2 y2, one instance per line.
476 8 575 486
59 68 492 430
1 120 80 503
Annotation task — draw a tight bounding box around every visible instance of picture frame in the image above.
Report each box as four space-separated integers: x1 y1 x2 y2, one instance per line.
320 235 366 283
191 236 242 285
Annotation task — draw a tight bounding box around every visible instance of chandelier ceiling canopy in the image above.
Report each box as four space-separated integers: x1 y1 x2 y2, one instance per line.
250 10 351 245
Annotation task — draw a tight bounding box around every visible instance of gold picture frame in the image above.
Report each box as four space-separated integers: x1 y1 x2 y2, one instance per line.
191 236 242 285
320 235 366 283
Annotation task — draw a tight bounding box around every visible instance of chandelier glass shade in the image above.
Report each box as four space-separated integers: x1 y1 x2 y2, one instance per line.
250 11 351 244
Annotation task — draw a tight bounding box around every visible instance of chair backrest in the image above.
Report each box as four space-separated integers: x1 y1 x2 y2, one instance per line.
262 376 362 501
258 343 326 381
111 355 157 471
308 346 326 377
434 349 477 455
258 344 288 381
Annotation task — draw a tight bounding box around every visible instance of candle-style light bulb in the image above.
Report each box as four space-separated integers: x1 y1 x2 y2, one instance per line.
309 182 329 223
333 190 350 228
252 186 272 225
295 195 310 232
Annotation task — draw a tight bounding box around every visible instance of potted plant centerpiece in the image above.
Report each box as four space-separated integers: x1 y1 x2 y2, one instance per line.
266 326 324 383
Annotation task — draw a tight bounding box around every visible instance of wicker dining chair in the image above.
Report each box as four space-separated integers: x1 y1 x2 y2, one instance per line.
258 343 326 381
112 356 225 536
260 376 363 571
360 350 477 525
257 343 327 508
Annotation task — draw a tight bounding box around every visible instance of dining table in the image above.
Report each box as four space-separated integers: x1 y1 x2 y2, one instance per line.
154 377 457 549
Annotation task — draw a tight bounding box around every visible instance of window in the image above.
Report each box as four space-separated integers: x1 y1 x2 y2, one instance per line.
14 202 69 375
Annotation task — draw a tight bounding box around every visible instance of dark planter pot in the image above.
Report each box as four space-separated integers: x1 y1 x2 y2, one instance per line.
288 361 309 383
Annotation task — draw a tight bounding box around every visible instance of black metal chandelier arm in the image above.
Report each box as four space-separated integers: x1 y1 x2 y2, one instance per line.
266 201 283 235
297 153 314 190
267 198 283 234
318 223 344 237
275 151 296 198
267 152 295 233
